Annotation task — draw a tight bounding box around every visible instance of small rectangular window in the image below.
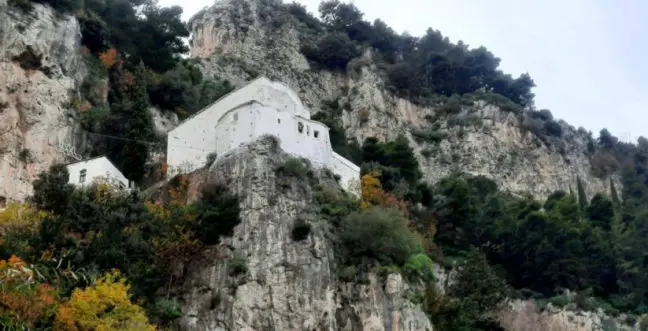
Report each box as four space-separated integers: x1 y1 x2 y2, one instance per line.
314 130 319 138
278 118 281 124
79 169 87 183
298 122 304 133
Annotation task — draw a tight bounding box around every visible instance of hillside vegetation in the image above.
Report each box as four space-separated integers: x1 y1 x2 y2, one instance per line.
3 0 648 330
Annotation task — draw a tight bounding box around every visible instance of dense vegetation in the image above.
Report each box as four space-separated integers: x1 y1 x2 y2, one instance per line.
293 0 535 108
10 0 234 184
314 117 648 328
6 0 648 329
0 166 241 328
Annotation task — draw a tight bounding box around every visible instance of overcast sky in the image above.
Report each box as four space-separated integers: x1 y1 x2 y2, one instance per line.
159 0 648 141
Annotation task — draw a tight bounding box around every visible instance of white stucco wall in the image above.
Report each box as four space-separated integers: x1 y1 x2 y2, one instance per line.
214 102 334 166
66 157 129 189
166 76 361 196
167 77 312 177
332 152 361 197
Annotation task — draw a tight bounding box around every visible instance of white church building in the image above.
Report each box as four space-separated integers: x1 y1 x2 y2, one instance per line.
166 77 361 195
65 156 132 190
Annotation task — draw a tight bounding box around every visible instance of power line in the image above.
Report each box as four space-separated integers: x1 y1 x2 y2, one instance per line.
81 130 209 152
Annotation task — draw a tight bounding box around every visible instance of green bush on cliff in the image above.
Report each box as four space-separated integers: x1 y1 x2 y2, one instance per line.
338 206 421 266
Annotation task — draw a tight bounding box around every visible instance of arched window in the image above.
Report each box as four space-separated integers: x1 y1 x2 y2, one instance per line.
79 169 87 183
314 130 320 138
298 122 304 133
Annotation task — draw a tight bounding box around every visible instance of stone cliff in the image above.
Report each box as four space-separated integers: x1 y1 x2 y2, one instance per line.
173 137 433 331
189 0 618 202
0 0 85 204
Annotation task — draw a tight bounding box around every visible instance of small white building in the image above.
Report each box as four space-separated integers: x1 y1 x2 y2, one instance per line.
166 77 361 195
65 156 132 190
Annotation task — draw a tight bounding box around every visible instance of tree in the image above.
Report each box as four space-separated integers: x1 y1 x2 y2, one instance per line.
31 164 74 215
576 176 588 213
318 0 363 30
54 270 156 330
302 32 361 70
360 170 408 214
100 60 154 183
429 248 508 331
193 182 242 245
598 129 618 149
587 194 615 230
338 206 421 266
610 178 621 207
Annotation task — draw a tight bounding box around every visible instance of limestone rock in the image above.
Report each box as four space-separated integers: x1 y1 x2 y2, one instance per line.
499 299 641 331
176 137 432 331
0 1 85 203
189 0 618 201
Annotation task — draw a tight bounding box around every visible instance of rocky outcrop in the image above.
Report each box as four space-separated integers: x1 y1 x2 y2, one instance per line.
0 0 85 203
499 300 640 331
189 0 618 201
175 137 432 331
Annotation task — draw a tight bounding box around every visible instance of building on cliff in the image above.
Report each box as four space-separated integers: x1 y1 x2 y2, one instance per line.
166 76 361 195
65 156 132 190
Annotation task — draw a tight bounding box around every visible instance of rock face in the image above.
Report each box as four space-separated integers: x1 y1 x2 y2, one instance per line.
189 0 618 201
499 300 639 331
176 137 432 331
0 0 85 203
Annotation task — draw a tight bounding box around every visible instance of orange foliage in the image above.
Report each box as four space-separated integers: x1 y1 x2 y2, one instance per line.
98 48 119 69
360 171 409 215
149 162 168 181
0 255 59 328
167 174 190 206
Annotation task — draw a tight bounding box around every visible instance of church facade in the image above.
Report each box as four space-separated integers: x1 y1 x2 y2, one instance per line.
166 77 361 195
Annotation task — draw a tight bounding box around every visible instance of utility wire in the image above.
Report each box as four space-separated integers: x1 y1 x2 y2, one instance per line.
81 130 209 152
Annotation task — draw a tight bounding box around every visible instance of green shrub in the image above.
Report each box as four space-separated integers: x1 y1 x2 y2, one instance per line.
403 253 435 282
291 218 311 241
339 265 358 282
338 206 422 265
410 127 445 144
18 149 32 163
8 0 33 12
277 157 310 179
194 182 241 245
229 252 248 276
376 264 401 278
548 295 570 308
150 298 183 323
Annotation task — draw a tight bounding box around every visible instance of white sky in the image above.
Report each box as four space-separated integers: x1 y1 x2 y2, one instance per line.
159 0 648 141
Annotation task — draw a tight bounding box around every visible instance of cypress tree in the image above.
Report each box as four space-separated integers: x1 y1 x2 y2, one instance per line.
577 176 588 212
101 60 153 183
610 178 621 207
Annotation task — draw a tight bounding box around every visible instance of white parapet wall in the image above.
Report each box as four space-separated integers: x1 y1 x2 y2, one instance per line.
331 152 361 197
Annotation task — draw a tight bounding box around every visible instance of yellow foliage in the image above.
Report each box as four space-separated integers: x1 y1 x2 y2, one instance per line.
0 255 59 328
0 202 49 235
54 270 156 331
360 171 409 215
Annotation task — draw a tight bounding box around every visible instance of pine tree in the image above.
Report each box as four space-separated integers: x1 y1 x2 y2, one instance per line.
576 176 588 213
